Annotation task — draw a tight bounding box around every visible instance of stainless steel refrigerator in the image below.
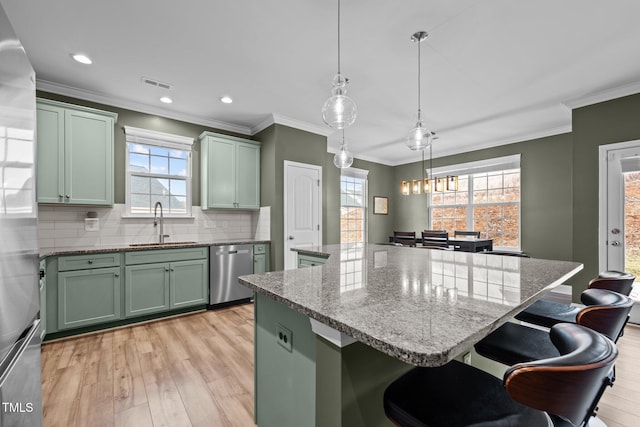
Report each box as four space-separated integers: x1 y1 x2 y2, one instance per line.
0 3 43 426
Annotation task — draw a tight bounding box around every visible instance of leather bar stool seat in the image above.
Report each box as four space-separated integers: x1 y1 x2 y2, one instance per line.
516 273 635 327
478 289 632 367
384 323 618 427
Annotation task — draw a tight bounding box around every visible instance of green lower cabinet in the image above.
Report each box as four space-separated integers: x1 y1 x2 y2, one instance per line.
57 267 121 330
126 259 208 317
170 259 208 309
254 243 271 274
125 263 171 317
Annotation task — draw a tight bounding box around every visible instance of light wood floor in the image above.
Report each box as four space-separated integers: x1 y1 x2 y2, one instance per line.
41 305 640 427
41 304 255 427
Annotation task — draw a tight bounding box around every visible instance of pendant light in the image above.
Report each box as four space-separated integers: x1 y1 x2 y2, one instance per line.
333 129 354 168
406 31 432 151
322 0 357 129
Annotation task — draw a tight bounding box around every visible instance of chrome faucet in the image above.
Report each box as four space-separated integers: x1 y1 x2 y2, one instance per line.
153 201 169 243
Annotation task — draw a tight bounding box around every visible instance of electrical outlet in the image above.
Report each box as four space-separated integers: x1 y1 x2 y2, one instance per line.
276 323 293 352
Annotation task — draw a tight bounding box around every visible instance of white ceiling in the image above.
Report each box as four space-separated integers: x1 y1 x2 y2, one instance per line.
3 0 640 166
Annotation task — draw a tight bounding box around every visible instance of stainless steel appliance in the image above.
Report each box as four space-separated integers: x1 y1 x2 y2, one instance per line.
210 244 254 306
0 3 43 426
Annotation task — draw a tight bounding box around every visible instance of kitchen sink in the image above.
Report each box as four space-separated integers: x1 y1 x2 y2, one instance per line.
129 241 197 247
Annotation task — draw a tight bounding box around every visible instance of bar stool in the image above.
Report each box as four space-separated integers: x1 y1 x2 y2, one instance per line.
383 323 618 427
515 271 635 327
476 289 632 366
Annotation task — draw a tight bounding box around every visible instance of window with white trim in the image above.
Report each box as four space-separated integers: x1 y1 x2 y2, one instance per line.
428 155 521 249
340 167 369 244
124 126 193 217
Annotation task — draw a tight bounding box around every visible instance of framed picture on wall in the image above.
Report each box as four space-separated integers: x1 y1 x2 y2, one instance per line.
373 196 388 215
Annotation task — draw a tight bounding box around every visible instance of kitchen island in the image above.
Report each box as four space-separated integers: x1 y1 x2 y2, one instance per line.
239 243 583 427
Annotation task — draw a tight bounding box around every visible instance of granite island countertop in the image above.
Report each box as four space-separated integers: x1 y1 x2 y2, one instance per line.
40 239 271 257
239 243 583 367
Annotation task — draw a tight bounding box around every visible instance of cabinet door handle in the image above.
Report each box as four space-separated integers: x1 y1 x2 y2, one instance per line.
114 273 119 278
170 268 175 271
165 268 170 272
88 260 93 264
65 195 70 199
58 194 63 198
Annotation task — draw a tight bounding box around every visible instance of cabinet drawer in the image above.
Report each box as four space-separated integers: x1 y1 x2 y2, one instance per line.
125 247 208 265
254 244 267 254
58 253 120 271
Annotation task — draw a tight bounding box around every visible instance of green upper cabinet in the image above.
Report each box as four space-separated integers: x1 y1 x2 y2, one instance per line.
36 98 117 206
200 131 261 210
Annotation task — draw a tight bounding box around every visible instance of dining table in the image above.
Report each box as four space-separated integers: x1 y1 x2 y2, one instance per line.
388 235 494 252
239 243 582 427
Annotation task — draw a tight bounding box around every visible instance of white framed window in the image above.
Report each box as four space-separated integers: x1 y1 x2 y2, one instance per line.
428 155 521 250
124 126 193 217
340 167 369 244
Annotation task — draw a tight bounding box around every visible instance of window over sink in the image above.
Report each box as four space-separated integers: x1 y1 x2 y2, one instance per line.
124 126 193 217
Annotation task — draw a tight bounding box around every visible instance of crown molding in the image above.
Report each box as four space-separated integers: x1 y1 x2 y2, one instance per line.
563 80 640 110
36 79 253 135
251 113 333 137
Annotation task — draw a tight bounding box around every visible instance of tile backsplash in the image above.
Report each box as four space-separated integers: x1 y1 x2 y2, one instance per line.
38 204 271 251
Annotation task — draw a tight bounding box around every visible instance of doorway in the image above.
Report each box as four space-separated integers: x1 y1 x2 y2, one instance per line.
283 161 322 270
599 140 640 322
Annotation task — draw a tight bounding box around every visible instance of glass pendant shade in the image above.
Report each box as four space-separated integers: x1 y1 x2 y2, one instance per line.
406 119 432 151
333 144 354 168
323 73 357 129
400 181 410 195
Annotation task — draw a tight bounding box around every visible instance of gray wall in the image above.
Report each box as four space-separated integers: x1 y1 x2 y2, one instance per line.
254 124 329 271
325 156 396 245
571 93 640 295
393 133 574 261
393 92 640 301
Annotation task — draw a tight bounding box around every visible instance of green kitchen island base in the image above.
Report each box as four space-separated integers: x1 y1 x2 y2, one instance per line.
254 293 411 427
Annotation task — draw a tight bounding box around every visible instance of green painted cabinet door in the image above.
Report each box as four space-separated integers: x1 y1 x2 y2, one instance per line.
203 137 236 208
170 259 208 309
65 109 114 205
36 98 116 205
254 244 270 274
125 263 170 317
200 131 261 210
254 254 267 274
36 102 65 204
236 142 260 209
57 267 121 330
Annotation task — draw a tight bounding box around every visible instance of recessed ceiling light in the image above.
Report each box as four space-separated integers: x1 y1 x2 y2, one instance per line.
71 53 92 65
220 96 233 104
160 96 173 104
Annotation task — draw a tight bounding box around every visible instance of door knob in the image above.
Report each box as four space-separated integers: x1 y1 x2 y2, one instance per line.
611 228 621 234
611 241 621 246
288 236 294 240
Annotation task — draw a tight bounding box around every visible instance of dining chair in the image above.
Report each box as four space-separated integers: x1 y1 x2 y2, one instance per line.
393 231 416 247
384 323 618 427
421 230 448 248
453 230 480 238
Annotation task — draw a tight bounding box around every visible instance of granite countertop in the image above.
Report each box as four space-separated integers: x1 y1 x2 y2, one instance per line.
239 243 583 367
40 239 270 257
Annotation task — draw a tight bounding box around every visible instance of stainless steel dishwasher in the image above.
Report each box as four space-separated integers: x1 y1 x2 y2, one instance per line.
210 244 254 306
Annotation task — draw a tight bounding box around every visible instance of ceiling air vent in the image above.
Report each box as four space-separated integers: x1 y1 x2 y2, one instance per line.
141 76 173 90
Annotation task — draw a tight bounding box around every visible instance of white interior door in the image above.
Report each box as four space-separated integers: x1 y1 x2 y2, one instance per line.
284 161 322 270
